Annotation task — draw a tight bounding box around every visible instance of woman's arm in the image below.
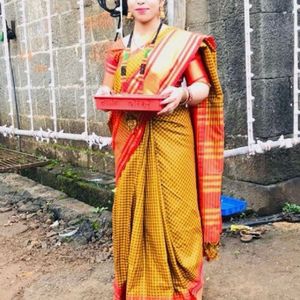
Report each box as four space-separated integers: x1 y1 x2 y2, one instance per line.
96 48 121 95
158 52 211 115
102 73 114 91
183 81 210 106
183 50 211 105
157 83 209 115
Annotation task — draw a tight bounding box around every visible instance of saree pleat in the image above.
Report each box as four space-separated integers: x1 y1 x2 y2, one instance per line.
113 107 203 299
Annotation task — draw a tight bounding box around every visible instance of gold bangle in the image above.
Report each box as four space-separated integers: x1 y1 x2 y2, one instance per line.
180 87 190 107
186 86 193 106
181 86 193 107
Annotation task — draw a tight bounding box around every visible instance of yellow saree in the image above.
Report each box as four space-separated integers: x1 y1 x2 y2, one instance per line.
104 25 224 299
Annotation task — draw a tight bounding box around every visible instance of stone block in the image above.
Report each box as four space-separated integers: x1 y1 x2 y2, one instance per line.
14 89 28 116
55 47 82 86
9 41 19 58
88 119 110 137
30 53 51 87
222 176 300 215
51 0 72 14
26 0 47 22
252 78 293 139
68 119 86 134
31 88 51 116
27 20 49 53
86 11 116 42
57 118 70 133
186 0 208 27
0 79 8 105
224 144 300 184
74 88 96 120
89 151 114 174
250 12 293 79
4 1 17 25
86 42 106 84
52 10 80 48
251 0 293 13
95 110 109 135
32 116 46 130
43 115 54 132
16 57 30 87
56 87 77 119
223 79 248 146
0 44 4 58
19 114 32 130
88 88 100 122
49 197 93 222
0 102 10 125
202 0 294 150
196 15 244 84
207 0 244 23
206 20 226 75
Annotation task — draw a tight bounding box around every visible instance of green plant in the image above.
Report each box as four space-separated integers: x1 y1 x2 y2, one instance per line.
46 159 60 168
92 206 108 214
91 220 100 231
62 168 79 180
282 202 300 214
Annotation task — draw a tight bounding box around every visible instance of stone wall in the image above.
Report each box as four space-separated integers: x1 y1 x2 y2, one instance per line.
187 0 300 213
188 0 293 145
0 0 114 135
0 0 299 213
0 0 116 169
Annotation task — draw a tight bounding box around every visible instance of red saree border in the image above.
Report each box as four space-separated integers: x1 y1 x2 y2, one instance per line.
115 112 153 181
158 34 215 93
159 34 202 92
114 262 204 300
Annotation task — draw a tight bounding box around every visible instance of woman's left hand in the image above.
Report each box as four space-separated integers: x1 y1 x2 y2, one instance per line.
157 86 185 115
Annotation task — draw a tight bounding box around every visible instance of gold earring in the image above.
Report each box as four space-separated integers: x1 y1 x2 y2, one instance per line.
127 11 134 20
159 6 165 19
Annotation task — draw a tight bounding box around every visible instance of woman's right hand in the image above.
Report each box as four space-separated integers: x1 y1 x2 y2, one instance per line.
95 85 113 112
95 85 113 96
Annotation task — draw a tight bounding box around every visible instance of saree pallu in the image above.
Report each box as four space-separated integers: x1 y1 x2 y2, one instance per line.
105 26 224 299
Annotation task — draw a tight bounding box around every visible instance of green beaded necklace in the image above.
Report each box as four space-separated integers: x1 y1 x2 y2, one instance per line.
120 21 163 94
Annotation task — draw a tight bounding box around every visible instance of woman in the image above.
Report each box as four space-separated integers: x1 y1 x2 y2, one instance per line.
97 0 224 299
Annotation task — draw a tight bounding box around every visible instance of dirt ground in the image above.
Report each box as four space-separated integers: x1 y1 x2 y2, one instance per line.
1 210 300 300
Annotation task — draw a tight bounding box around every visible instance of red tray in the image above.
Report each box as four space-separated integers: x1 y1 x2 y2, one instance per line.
94 94 164 112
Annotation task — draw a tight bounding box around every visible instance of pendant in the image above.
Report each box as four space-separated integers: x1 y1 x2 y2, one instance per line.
125 113 138 131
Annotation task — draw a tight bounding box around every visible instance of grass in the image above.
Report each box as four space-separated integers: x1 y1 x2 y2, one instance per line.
92 206 108 214
282 202 300 214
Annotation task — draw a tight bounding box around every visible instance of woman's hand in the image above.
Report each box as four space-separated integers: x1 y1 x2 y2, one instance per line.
157 86 186 115
95 85 113 96
95 85 113 112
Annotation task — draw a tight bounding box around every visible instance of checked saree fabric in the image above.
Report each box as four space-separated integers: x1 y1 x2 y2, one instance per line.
103 25 224 299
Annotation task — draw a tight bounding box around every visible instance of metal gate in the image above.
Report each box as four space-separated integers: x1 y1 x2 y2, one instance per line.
0 147 48 173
